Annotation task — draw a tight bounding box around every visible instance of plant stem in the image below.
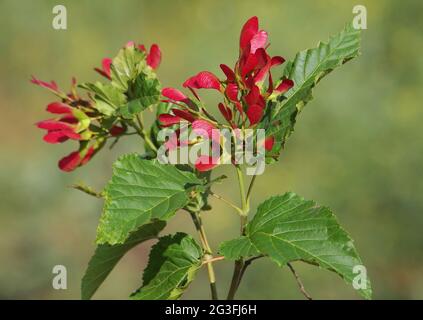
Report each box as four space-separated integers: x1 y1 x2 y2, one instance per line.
227 260 244 300
189 211 219 300
227 165 250 300
209 191 244 216
134 114 157 152
202 256 225 265
235 165 248 220
246 174 257 204
287 262 312 300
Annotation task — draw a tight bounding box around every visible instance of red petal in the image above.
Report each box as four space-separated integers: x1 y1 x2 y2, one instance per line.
183 71 222 91
109 125 126 136
250 30 268 54
36 119 73 131
234 101 244 114
264 136 275 151
225 83 238 102
158 114 181 127
253 50 272 83
240 16 259 52
271 56 285 67
58 151 82 172
267 72 274 94
245 85 261 106
43 129 81 144
147 44 161 70
102 58 112 77
241 53 259 78
246 104 264 125
192 120 216 138
138 44 146 52
220 64 236 82
162 87 187 101
195 155 219 172
59 115 79 124
30 76 58 92
275 79 294 94
218 103 232 122
95 58 112 79
171 108 195 122
46 102 73 114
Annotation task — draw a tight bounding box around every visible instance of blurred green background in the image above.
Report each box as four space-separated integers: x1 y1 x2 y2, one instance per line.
1 0 422 299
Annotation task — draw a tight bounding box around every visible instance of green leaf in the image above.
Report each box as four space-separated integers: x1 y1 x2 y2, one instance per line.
108 45 161 118
219 192 372 299
81 221 165 300
96 154 204 245
267 23 361 145
110 45 147 92
119 71 161 119
131 233 202 300
79 82 126 116
219 236 259 260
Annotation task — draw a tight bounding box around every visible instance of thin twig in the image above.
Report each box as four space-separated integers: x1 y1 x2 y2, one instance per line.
188 211 219 300
236 255 265 290
287 262 312 300
70 184 103 198
246 174 257 203
210 191 244 215
202 256 225 265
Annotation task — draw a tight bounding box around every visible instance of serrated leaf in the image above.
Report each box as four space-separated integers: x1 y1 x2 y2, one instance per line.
219 236 259 260
96 154 204 245
131 233 202 300
108 45 161 118
119 72 161 119
79 82 126 116
81 221 165 300
266 23 361 145
219 192 372 299
110 45 147 92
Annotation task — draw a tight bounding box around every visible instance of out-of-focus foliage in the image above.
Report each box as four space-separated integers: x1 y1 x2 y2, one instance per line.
0 0 422 299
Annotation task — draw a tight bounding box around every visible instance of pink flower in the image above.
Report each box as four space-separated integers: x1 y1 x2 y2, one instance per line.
36 102 84 144
183 71 222 91
246 104 264 125
58 145 97 172
225 83 239 102
146 44 161 70
191 120 216 139
240 16 260 54
94 58 112 80
171 108 196 123
58 151 81 172
30 76 59 92
274 79 294 94
195 155 219 172
158 114 182 127
162 88 188 101
220 64 236 82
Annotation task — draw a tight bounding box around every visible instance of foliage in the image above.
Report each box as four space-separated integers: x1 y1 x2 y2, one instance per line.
32 16 370 300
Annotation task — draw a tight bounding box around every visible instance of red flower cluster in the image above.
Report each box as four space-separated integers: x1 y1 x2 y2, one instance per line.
158 16 293 171
34 41 162 172
32 77 125 172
